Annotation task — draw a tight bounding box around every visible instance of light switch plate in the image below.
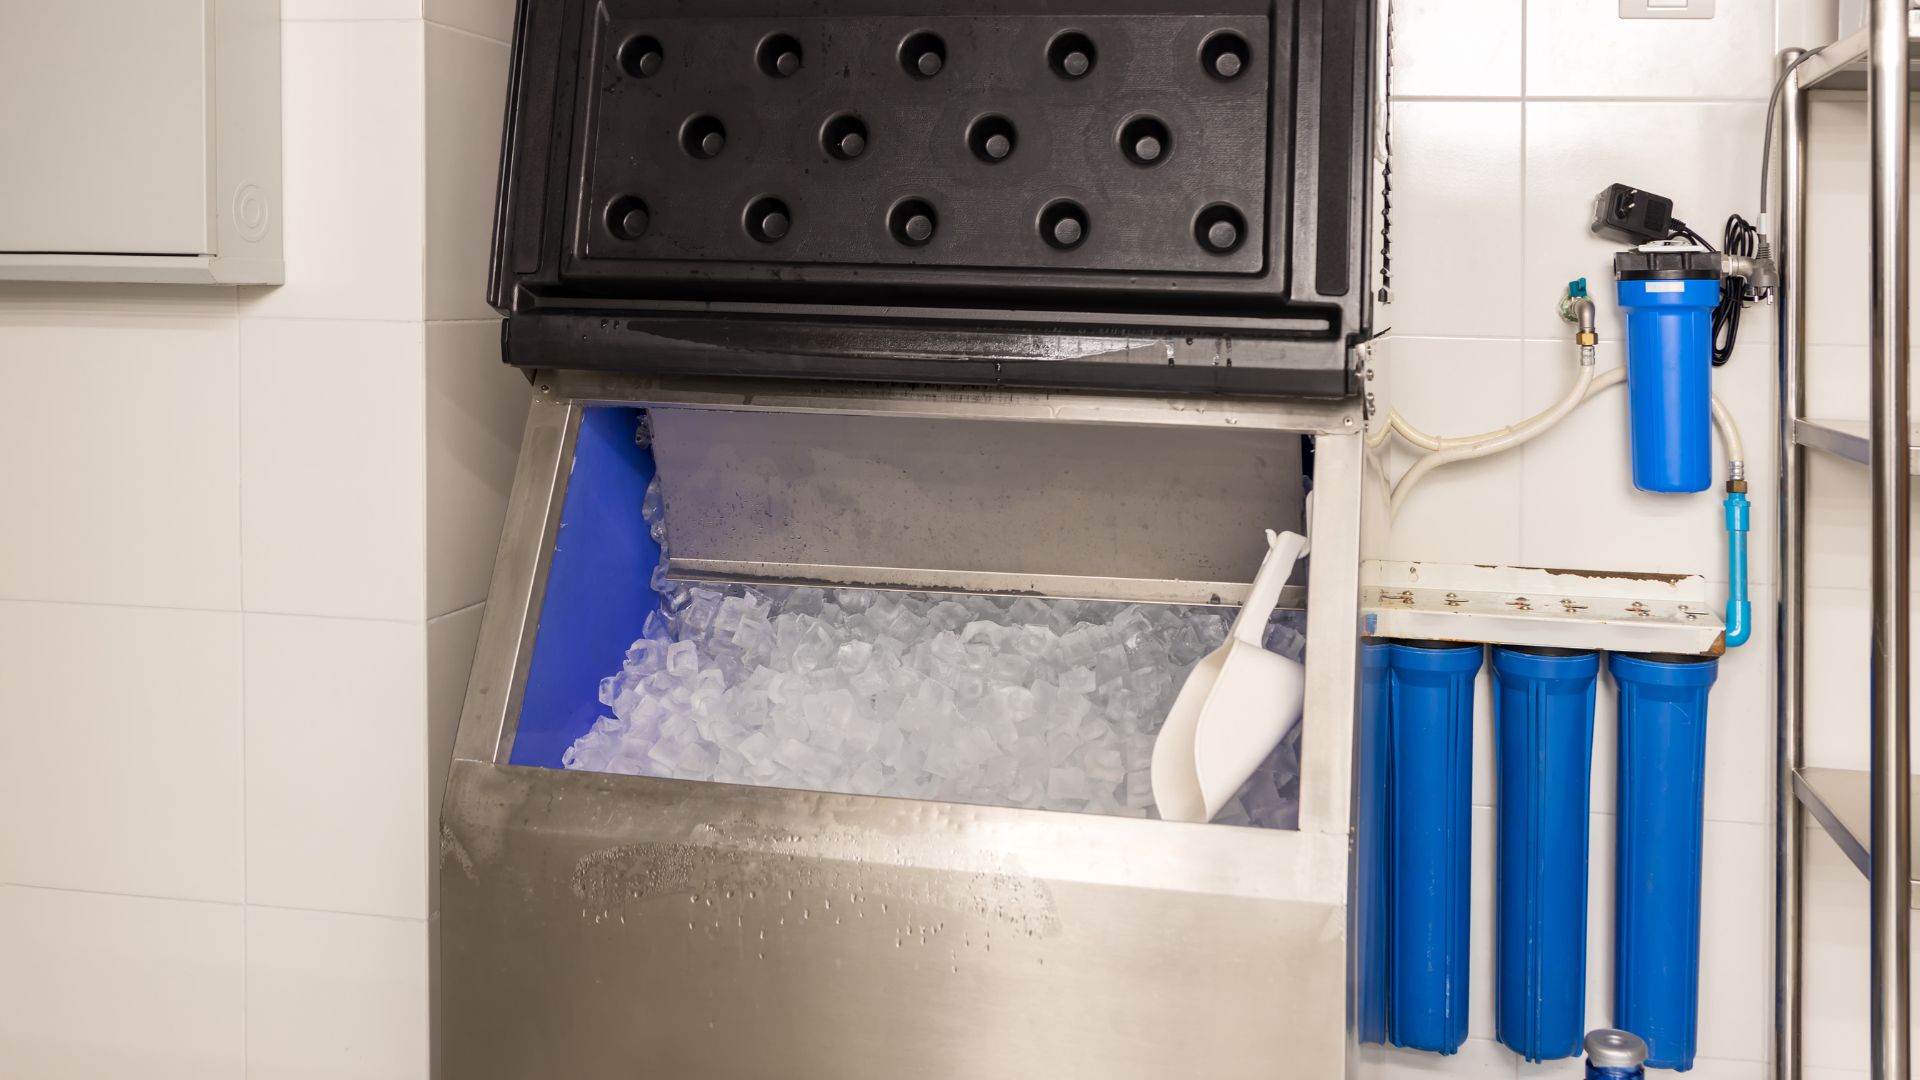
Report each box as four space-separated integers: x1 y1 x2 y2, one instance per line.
1619 0 1715 17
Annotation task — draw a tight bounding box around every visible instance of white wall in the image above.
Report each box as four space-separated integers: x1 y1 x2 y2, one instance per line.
0 4 525 1078
1366 1 1830 1077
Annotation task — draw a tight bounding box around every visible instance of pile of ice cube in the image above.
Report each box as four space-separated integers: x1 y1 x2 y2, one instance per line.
562 467 1302 829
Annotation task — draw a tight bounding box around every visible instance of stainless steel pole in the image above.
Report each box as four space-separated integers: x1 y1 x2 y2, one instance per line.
1867 2 1912 1078
1775 48 1809 1080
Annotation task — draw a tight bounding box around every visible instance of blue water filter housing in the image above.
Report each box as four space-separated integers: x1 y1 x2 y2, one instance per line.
1491 646 1602 1063
1614 249 1722 494
1355 641 1392 1045
1610 652 1720 1071
1383 640 1484 1054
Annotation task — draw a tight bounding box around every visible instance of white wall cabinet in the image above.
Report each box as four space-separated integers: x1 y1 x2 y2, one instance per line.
0 0 281 284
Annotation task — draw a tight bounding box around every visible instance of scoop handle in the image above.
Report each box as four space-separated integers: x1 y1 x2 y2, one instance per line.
1230 529 1308 646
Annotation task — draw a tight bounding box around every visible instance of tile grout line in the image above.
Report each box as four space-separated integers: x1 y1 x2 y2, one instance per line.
1517 0 1531 579
424 17 510 48
281 14 511 49
0 594 430 627
416 325 434 931
4 879 432 924
430 598 487 625
236 312 249 1073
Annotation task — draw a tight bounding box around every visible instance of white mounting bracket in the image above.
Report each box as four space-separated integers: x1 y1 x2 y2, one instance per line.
1361 560 1726 656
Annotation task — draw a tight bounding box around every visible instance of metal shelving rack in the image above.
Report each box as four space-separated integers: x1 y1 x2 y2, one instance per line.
1779 3 1915 1078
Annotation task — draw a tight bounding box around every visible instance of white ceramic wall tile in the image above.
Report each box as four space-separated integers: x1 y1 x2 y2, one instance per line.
1469 806 1497 1041
0 316 241 610
1525 0 1777 100
1357 1037 1516 1077
238 20 425 322
0 886 244 1080
428 603 484 828
1383 338 1527 566
1803 344 1871 422
1583 811 1618 1042
1804 452 1871 593
246 613 429 918
1382 101 1525 338
1799 825 1869 1072
1803 97 1868 348
1666 1063 1767 1080
1473 666 1497 809
240 318 427 621
282 0 421 19
425 27 511 321
1518 340 1773 585
1388 0 1523 99
1693 821 1771 1063
1799 584 1870 771
0 282 237 318
1778 0 1844 52
425 0 516 43
1522 101 1769 343
425 320 528 617
0 602 243 901
246 907 431 1080
1801 103 1920 347
1800 424 1920 596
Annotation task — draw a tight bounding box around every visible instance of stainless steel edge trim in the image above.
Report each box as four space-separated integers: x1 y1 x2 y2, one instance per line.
1299 432 1364 838
1866 2 1912 1075
1775 44 1809 1080
667 558 1308 609
450 392 579 766
544 367 1362 434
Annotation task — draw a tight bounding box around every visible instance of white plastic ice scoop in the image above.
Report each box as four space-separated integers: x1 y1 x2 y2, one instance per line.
1151 529 1309 823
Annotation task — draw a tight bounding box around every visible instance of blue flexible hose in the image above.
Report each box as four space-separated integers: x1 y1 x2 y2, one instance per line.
1722 488 1750 648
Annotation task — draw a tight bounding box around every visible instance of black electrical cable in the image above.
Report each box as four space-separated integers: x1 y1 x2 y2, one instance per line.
1671 219 1718 253
1713 214 1758 367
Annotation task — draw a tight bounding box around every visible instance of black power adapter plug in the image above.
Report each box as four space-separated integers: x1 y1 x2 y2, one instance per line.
1590 183 1675 245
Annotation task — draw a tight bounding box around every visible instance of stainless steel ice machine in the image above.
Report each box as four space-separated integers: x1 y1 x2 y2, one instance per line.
443 0 1388 1072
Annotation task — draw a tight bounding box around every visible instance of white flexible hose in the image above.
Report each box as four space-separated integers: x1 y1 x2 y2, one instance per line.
1711 392 1745 472
1388 359 1600 516
1365 407 1442 451
1383 361 1747 515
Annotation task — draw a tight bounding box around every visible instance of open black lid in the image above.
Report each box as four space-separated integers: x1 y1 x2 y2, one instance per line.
486 0 1379 398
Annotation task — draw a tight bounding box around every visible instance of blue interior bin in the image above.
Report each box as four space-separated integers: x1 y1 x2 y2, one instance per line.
1490 645 1600 1063
504 404 1305 838
511 406 660 768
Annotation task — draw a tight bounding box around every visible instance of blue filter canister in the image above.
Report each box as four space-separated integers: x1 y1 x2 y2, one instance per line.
1613 249 1721 494
1355 641 1392 1045
1610 652 1720 1071
1384 640 1484 1054
1491 646 1602 1062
